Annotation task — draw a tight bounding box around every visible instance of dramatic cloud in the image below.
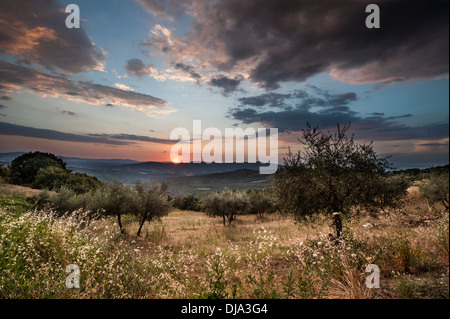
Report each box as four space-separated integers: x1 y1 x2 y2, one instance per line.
173 62 202 82
0 62 169 111
237 88 358 111
230 88 449 142
208 75 244 96
0 0 105 74
143 0 448 89
0 122 176 146
238 93 293 108
124 58 158 78
0 105 6 109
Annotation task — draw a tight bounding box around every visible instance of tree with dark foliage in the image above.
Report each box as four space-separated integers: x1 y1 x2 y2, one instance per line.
273 123 409 237
9 152 66 185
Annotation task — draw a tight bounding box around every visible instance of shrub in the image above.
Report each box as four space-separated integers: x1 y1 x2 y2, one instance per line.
33 166 70 191
0 165 9 180
33 166 102 194
47 186 90 216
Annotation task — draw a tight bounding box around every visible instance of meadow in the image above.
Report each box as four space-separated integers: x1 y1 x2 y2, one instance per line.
0 181 448 299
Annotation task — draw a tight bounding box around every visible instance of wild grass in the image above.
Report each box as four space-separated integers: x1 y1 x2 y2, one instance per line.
0 190 448 299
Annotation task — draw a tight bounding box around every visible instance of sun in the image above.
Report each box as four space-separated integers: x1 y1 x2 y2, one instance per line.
172 158 180 164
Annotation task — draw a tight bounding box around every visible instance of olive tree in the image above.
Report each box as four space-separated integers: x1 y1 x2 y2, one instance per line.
134 181 172 237
89 181 136 234
273 123 409 237
419 171 449 210
247 190 277 219
203 188 249 225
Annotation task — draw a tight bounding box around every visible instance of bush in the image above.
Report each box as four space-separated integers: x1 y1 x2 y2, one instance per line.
33 166 70 191
47 186 90 216
0 165 9 180
203 188 249 225
33 166 102 194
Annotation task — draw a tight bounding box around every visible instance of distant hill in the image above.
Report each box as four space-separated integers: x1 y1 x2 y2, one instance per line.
0 152 275 185
1 152 446 196
165 169 273 196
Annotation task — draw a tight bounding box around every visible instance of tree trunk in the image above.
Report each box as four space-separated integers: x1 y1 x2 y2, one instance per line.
137 213 148 237
228 214 234 225
333 212 342 238
222 214 226 225
117 213 124 234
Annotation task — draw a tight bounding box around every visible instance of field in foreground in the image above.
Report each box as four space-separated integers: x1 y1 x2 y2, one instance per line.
0 185 448 299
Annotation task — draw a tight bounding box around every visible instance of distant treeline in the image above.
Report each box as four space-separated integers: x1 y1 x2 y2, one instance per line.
391 165 449 180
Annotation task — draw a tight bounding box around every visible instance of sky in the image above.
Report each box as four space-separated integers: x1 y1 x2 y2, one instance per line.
0 0 448 168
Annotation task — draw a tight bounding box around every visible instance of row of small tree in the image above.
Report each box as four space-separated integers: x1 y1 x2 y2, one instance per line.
202 189 277 225
41 181 171 236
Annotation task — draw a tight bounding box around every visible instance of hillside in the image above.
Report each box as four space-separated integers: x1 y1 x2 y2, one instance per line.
166 169 273 196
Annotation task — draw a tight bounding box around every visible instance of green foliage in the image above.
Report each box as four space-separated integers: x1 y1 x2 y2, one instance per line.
0 165 9 180
64 172 102 194
47 186 91 216
134 181 172 236
246 190 277 218
203 188 249 225
419 171 449 210
273 123 407 220
89 181 136 233
9 152 66 186
33 166 70 191
33 165 102 194
173 194 202 211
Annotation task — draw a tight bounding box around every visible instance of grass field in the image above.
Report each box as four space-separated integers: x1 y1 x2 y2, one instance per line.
0 181 448 299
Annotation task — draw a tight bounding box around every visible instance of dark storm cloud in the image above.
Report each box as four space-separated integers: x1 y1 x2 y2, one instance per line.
148 0 448 88
230 87 448 142
238 89 359 111
1 96 11 101
124 58 157 78
0 105 6 109
230 105 449 142
0 62 168 110
208 75 244 96
237 93 293 108
0 0 105 74
173 62 202 82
